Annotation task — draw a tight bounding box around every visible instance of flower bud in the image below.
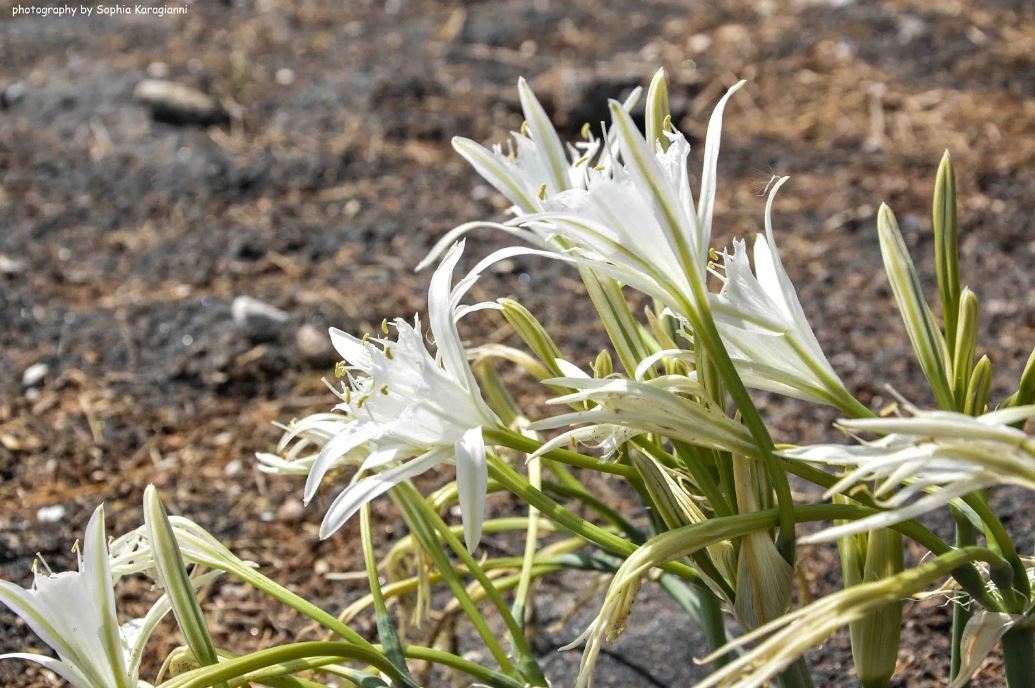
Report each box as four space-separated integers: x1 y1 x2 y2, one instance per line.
498 297 565 377
877 203 954 410
965 354 992 416
933 151 961 349
843 526 904 688
645 68 671 152
732 455 792 630
951 288 979 407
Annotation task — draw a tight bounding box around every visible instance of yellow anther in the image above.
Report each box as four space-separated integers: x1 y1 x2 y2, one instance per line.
574 154 590 167
708 247 721 262
879 402 899 417
581 122 592 140
538 183 547 200
593 164 606 171
381 318 389 334
662 114 673 133
335 361 347 378
385 346 394 360
520 120 530 137
380 384 389 395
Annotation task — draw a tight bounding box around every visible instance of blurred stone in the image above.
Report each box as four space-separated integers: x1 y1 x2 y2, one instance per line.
277 499 305 523
1 82 26 109
296 323 336 368
22 362 48 388
134 79 227 126
232 296 289 342
36 504 66 524
0 253 25 275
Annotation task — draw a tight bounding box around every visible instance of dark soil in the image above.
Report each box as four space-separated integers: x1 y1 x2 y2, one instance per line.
3 0 1035 686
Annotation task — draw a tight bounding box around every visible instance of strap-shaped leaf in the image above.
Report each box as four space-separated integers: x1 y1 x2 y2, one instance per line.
143 485 225 687
933 151 961 351
877 204 955 409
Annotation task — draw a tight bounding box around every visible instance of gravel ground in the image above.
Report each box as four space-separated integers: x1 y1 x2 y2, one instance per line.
2 0 1035 685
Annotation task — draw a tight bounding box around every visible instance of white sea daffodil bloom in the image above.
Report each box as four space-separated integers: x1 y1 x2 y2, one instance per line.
0 506 153 688
781 403 1035 542
299 241 500 550
423 76 743 322
513 81 745 318
707 176 861 412
528 373 757 460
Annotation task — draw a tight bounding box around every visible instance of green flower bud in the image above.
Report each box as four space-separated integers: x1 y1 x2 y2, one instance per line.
877 204 954 410
951 288 979 408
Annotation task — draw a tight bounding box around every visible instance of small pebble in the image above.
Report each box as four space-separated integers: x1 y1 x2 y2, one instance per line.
296 323 336 368
232 296 289 342
277 499 305 523
36 504 66 524
22 362 49 388
133 79 227 126
0 254 25 275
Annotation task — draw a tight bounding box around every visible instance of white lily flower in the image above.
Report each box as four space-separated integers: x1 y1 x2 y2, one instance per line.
424 76 743 322
293 241 499 550
781 403 1035 542
708 176 859 411
450 78 636 216
0 506 152 688
528 374 757 459
515 82 744 317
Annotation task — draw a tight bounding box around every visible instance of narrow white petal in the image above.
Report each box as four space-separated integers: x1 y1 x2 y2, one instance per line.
455 427 488 552
303 424 378 504
0 653 93 688
318 448 447 539
697 80 745 252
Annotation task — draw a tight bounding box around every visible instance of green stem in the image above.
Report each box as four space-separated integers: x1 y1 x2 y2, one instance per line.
682 291 797 563
487 453 706 586
392 491 517 675
485 427 640 479
950 509 976 684
359 504 412 680
162 642 407 688
398 483 548 685
513 455 543 631
1002 626 1035 688
697 587 733 669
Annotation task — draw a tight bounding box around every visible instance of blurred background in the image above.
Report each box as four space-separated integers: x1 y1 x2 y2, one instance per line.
2 0 1035 685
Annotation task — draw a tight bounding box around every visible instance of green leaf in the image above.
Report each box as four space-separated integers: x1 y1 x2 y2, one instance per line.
359 504 413 683
933 151 961 352
877 204 955 409
143 485 226 688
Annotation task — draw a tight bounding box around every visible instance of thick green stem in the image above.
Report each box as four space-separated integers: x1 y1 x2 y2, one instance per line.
681 290 797 563
487 453 707 586
398 483 547 686
950 510 976 684
392 492 516 675
779 656 816 688
697 588 733 669
485 427 640 479
1002 626 1035 688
